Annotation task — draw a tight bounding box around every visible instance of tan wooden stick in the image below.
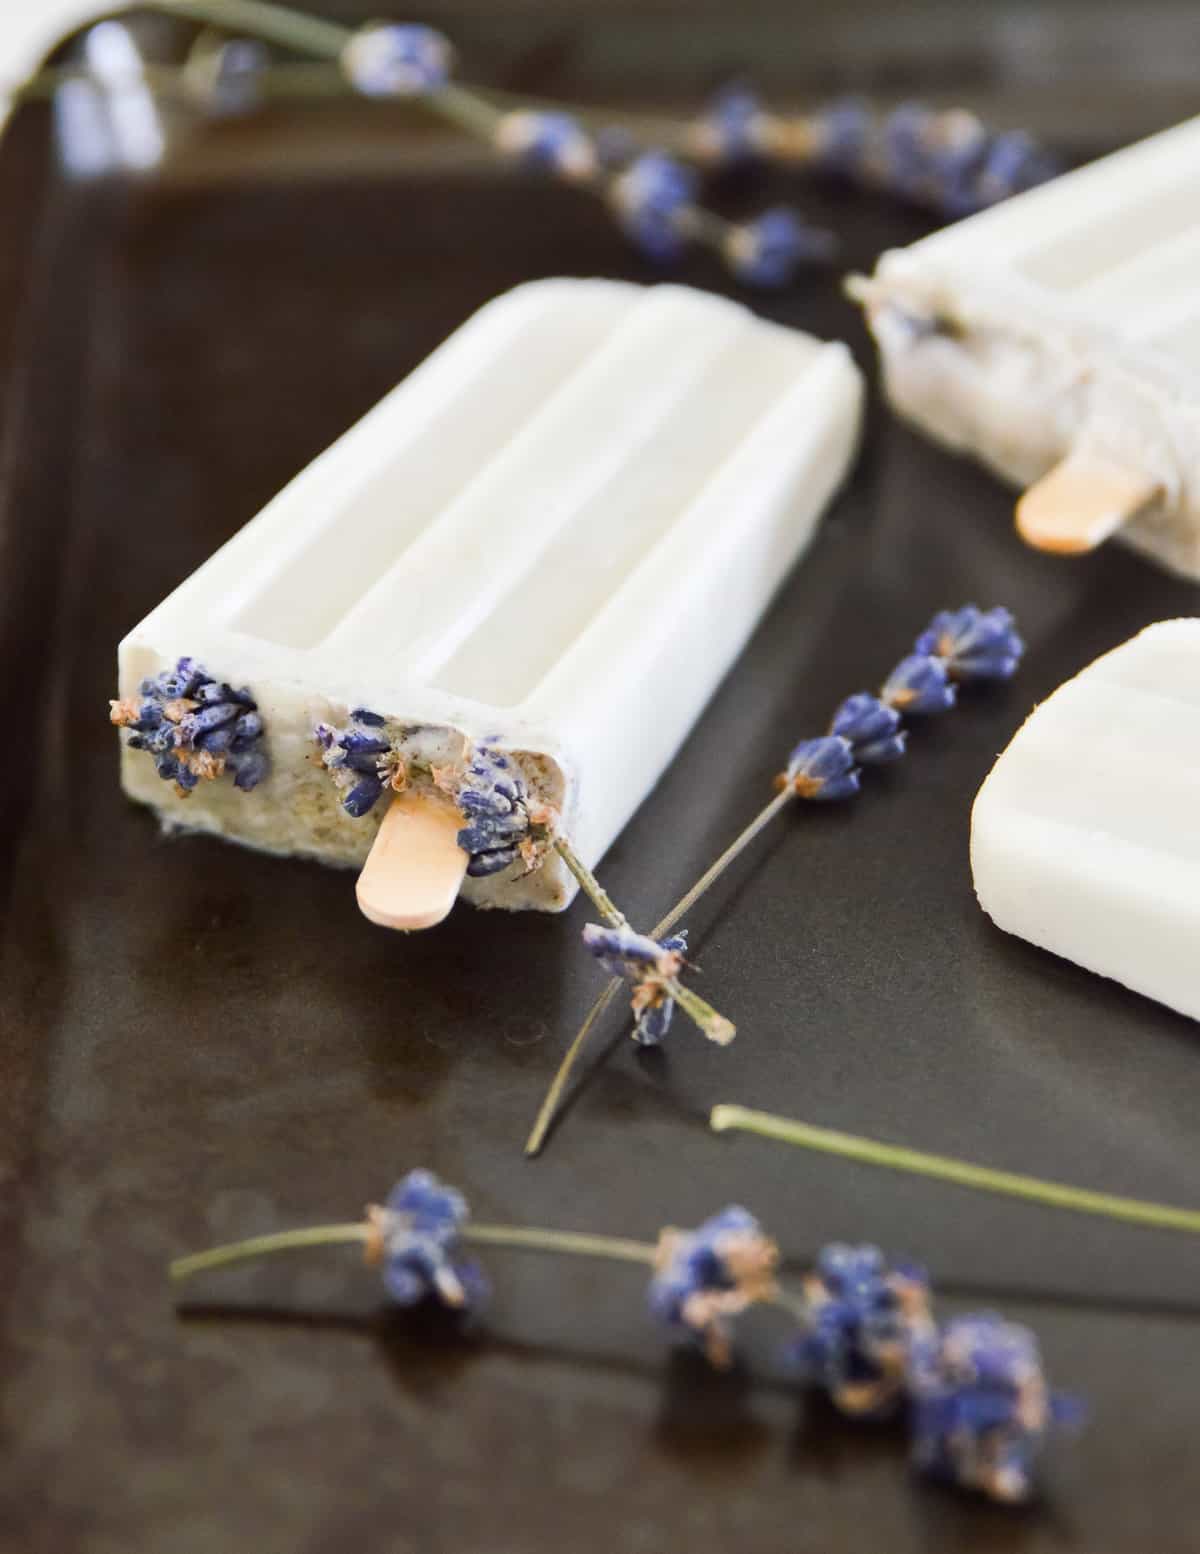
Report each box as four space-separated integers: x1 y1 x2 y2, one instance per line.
1016 454 1160 555
355 791 467 931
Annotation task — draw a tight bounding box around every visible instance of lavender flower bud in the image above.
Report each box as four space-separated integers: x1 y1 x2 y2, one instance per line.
909 1313 1082 1503
493 110 597 180
881 655 956 715
366 1169 487 1312
724 206 836 289
649 1206 779 1368
341 23 453 98
830 693 907 764
784 735 860 800
609 152 698 264
790 1243 934 1418
915 605 1025 683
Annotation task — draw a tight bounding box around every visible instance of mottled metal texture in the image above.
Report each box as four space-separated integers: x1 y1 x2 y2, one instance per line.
3 47 1200 1554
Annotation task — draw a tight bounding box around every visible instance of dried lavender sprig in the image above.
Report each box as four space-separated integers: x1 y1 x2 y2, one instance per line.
525 604 1024 1157
152 0 830 288
710 1104 1200 1235
169 1172 1079 1501
688 85 1061 219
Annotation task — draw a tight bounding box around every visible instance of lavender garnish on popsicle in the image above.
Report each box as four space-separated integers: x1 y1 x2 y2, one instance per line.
314 726 735 1045
109 656 268 797
526 605 1025 1156
170 1175 1079 1503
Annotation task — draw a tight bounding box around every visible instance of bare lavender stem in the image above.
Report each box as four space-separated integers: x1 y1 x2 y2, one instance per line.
551 835 627 929
169 1219 655 1284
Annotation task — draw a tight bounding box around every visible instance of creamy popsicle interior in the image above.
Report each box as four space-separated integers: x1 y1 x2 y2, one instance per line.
972 619 1200 1022
116 278 862 911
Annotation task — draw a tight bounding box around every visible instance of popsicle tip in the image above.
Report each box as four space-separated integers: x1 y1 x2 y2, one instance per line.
355 790 468 932
1016 455 1160 556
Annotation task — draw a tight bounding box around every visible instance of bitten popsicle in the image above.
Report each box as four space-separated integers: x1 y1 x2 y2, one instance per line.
852 115 1200 577
971 619 1200 1021
112 279 863 919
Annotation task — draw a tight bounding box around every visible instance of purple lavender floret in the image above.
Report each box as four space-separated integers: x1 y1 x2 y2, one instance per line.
915 605 1025 683
204 38 267 117
456 748 533 877
110 657 268 794
811 96 873 177
789 1243 934 1418
726 207 836 289
830 693 907 764
648 1206 779 1367
881 654 956 715
784 735 860 800
631 930 688 1046
582 923 681 982
909 1312 1082 1503
694 83 770 166
610 152 698 264
494 109 596 178
341 22 452 97
978 130 1059 204
367 1169 488 1312
316 711 398 817
882 101 935 198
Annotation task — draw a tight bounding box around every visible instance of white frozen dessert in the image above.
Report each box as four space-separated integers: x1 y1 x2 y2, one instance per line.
113 278 863 913
971 620 1200 1021
853 115 1200 578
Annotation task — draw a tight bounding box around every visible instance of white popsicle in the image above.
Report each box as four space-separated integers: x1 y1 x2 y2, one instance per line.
115 279 862 913
971 620 1200 1021
854 115 1200 577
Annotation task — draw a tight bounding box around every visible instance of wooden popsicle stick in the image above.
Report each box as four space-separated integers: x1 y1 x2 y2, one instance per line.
1016 454 1160 555
355 791 468 931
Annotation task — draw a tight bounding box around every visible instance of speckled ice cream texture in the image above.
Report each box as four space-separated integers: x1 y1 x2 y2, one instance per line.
117 278 862 911
860 115 1200 579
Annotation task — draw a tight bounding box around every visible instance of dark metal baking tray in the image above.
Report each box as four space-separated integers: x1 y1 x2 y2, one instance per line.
3 68 1199 1554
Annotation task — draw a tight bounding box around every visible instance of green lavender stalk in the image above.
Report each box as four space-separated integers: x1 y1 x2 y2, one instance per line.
711 1105 1200 1235
170 1220 657 1282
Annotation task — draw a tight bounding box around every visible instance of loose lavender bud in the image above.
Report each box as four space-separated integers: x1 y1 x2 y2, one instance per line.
909 1313 1082 1503
365 1169 487 1311
609 152 698 264
341 23 453 98
648 1206 779 1368
915 605 1025 683
789 1243 934 1418
343 772 384 819
784 735 861 800
493 109 597 180
724 207 836 289
831 693 907 764
464 843 521 878
231 749 268 791
176 701 240 748
159 657 204 699
881 655 956 715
